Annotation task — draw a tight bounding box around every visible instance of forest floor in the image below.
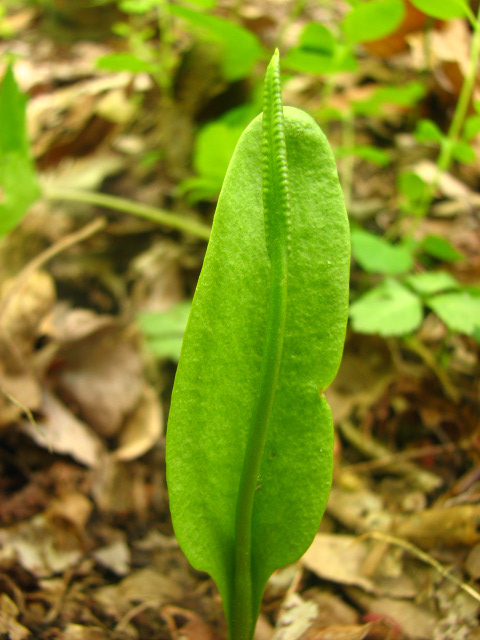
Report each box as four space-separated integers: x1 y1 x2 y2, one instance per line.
0 2 479 639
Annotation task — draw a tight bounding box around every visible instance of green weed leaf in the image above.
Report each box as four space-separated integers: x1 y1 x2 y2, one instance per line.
0 65 40 235
451 140 476 165
463 115 480 140
166 52 349 639
420 234 464 262
350 279 423 336
342 0 405 44
410 0 470 20
352 83 425 117
427 292 480 336
283 24 356 74
406 271 459 295
181 121 244 201
351 229 413 275
414 119 444 144
168 5 262 80
138 301 191 361
336 145 391 167
96 52 156 74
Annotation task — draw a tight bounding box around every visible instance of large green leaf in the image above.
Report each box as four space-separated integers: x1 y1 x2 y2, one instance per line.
166 53 350 640
0 65 40 235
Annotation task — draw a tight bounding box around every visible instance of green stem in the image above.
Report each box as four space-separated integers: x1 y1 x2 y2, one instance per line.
416 6 480 217
42 185 211 241
340 110 355 213
232 51 290 640
438 4 480 172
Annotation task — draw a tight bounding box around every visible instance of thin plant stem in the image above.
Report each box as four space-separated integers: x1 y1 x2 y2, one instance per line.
437 3 480 172
414 5 480 218
43 185 211 241
340 111 355 213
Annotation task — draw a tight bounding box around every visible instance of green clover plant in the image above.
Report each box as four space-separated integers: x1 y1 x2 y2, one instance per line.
166 51 350 640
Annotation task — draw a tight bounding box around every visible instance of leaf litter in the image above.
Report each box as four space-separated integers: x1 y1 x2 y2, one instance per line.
0 2 479 639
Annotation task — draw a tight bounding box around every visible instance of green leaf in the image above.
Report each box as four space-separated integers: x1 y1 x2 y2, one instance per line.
282 47 357 74
350 279 423 336
119 0 160 12
0 65 40 236
351 229 414 275
167 52 349 640
168 5 262 80
353 83 425 117
406 271 459 295
138 301 191 361
420 234 464 262
463 115 480 140
300 22 336 53
414 119 444 144
193 122 244 185
342 0 405 44
410 0 469 20
397 171 427 201
336 145 391 166
96 52 155 74
282 24 357 74
427 291 480 336
182 106 260 201
451 140 476 165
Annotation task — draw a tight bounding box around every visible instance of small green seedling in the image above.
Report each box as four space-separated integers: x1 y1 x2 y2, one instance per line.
166 51 350 640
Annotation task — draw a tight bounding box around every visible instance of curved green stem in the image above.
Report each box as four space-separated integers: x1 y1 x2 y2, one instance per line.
232 50 291 640
42 185 211 241
438 3 480 172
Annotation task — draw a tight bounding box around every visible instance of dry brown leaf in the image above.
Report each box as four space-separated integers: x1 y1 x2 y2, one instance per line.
0 365 41 428
395 504 480 549
0 514 83 578
54 325 143 438
346 589 437 640
273 593 319 640
62 624 109 640
466 543 480 580
22 390 105 467
93 567 183 618
46 491 93 532
92 538 131 577
0 594 31 640
162 605 220 640
114 385 163 461
301 535 376 593
305 623 372 640
0 270 56 362
408 20 479 105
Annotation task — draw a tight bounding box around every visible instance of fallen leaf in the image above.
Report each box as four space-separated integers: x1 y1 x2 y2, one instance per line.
301 535 376 593
0 514 82 578
395 504 480 548
273 594 318 640
114 385 163 461
54 325 143 438
0 594 31 640
22 390 105 468
93 538 131 576
162 605 220 640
